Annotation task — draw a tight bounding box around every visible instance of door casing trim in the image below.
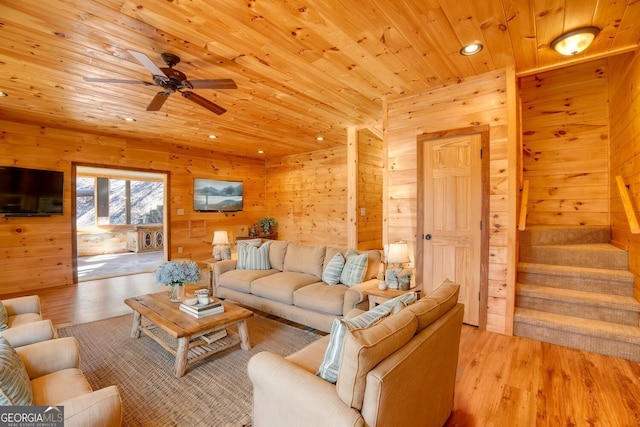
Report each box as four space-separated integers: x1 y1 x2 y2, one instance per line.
416 125 490 329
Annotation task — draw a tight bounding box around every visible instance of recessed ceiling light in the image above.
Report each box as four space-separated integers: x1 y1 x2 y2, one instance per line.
316 136 324 141
0 91 7 97
459 43 483 56
208 134 217 139
123 117 136 122
257 150 264 154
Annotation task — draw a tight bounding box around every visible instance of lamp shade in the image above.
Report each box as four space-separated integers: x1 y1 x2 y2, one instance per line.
212 231 229 245
387 241 410 264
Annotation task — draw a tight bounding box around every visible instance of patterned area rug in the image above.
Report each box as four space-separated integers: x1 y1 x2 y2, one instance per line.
58 313 322 426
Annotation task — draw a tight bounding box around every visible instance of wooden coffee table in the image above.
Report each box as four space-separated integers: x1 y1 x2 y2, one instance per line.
125 291 254 377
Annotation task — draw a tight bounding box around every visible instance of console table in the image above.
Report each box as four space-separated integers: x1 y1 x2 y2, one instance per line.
126 225 164 253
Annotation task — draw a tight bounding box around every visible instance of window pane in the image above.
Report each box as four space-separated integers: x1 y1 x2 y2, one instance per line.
76 177 95 227
108 179 126 225
131 181 164 224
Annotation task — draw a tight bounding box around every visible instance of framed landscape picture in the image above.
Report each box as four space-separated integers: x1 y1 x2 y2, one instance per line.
193 178 243 212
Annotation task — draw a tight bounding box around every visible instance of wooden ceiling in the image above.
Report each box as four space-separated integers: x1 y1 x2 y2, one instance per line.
1 0 639 159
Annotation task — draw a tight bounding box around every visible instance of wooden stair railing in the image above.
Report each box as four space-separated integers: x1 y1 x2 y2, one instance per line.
615 175 640 234
518 180 529 231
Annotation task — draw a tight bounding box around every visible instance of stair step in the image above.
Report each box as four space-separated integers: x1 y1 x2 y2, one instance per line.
516 283 640 326
520 226 610 246
519 243 628 270
517 262 635 296
514 307 640 362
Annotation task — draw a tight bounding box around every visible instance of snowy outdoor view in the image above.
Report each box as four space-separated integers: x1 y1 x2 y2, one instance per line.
76 177 164 226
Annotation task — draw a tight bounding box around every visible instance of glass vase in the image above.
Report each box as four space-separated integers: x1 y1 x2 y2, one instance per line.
168 284 185 302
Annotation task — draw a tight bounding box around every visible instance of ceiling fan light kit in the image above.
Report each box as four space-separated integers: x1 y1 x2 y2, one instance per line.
83 50 237 115
551 26 600 56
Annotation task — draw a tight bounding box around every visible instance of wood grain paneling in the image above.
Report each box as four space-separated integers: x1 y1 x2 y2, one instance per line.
608 51 640 301
265 147 348 247
357 129 383 250
521 59 610 227
386 69 514 334
2 1 638 160
0 120 266 294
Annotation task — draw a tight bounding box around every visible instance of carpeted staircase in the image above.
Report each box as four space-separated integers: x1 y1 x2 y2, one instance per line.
515 226 640 362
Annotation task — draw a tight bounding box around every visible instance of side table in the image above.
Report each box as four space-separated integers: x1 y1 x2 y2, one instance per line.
366 287 421 310
200 258 220 294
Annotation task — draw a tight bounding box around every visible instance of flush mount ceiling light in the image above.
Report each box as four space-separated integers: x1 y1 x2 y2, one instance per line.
551 26 600 56
459 43 483 56
208 134 217 139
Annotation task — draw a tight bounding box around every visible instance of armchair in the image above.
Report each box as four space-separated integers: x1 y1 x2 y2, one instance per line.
13 336 122 426
0 295 56 347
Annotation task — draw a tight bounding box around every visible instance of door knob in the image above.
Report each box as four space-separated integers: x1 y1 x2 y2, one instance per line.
425 234 432 240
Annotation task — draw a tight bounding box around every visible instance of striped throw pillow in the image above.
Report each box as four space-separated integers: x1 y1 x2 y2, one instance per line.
322 253 345 285
0 336 33 406
0 302 7 331
238 241 271 270
316 292 418 383
236 239 263 269
339 250 368 286
317 303 392 383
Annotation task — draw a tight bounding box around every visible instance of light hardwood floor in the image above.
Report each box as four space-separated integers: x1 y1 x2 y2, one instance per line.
2 272 166 327
3 274 639 426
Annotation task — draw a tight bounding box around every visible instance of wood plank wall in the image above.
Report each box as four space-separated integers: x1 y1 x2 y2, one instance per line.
608 51 640 301
357 129 383 250
0 121 266 294
265 147 349 247
520 59 610 226
386 69 513 334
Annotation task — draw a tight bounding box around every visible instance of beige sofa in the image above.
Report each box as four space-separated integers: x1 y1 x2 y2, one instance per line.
248 280 464 427
214 240 382 332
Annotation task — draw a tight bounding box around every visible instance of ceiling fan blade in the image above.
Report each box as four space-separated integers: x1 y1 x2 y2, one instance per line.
182 91 227 115
127 50 168 78
83 77 153 85
186 79 238 90
147 92 170 111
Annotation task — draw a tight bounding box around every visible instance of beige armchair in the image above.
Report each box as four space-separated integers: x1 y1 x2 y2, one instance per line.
248 280 464 427
0 295 56 347
14 337 122 426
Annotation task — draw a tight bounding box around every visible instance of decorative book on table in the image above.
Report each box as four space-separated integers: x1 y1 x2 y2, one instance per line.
201 329 228 344
179 299 224 318
179 305 224 318
180 299 222 312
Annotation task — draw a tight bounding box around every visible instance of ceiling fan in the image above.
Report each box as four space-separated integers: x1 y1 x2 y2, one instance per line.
83 50 237 115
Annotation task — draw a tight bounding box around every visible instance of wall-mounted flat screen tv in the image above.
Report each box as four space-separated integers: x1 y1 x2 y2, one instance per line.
193 178 243 212
0 166 64 216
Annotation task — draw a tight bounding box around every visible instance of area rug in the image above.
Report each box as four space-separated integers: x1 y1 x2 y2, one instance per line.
58 313 323 426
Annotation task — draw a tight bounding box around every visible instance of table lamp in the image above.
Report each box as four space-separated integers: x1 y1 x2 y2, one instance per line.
386 241 410 289
212 231 230 260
